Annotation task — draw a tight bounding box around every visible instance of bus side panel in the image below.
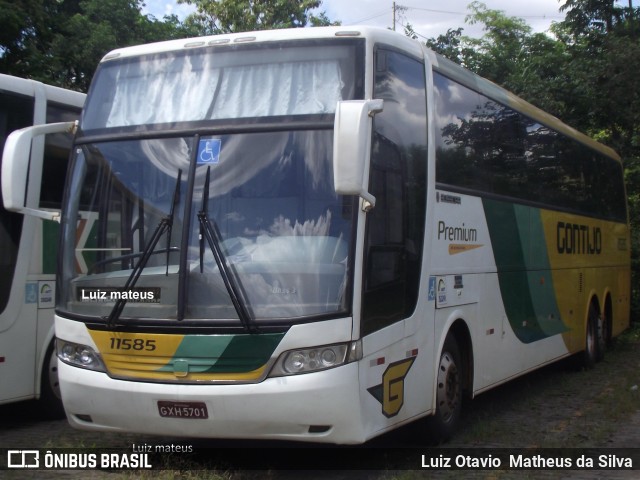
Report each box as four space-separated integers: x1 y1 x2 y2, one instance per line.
540 210 631 344
0 212 41 403
482 198 630 361
0 286 39 404
431 193 626 395
0 218 56 404
430 193 529 391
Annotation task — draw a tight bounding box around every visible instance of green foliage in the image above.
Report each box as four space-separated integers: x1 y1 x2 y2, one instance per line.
627 159 640 319
560 0 622 35
463 1 533 82
1 0 201 90
424 27 478 67
177 0 338 35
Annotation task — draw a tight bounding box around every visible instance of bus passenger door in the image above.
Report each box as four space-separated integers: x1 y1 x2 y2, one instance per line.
357 47 429 437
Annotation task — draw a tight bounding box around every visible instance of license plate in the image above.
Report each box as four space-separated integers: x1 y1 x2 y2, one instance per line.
158 401 208 419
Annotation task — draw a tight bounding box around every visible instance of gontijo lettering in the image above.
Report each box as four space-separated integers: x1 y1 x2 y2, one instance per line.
556 222 602 255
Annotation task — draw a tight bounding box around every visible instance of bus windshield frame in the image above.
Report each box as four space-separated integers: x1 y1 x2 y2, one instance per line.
57 38 365 330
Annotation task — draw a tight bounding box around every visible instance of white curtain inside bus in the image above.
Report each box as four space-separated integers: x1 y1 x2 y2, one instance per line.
105 57 344 127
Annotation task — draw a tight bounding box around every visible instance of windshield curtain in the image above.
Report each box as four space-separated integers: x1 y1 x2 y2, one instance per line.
58 131 355 324
82 42 359 130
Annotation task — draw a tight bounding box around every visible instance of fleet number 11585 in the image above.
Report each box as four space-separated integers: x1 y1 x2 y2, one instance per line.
109 338 157 351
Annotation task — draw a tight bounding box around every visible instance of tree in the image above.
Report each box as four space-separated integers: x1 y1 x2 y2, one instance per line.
53 0 201 90
0 0 73 80
560 0 621 35
177 0 338 35
424 27 480 67
0 0 197 91
463 1 533 82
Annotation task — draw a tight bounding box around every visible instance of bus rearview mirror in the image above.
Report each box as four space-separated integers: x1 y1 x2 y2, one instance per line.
333 99 383 211
2 121 77 221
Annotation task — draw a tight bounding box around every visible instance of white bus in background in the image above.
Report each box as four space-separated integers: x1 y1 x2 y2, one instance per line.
1 27 630 443
0 74 84 416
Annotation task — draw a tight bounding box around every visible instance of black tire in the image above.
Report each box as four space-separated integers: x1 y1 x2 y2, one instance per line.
424 334 463 443
581 304 599 369
38 341 66 419
596 305 607 362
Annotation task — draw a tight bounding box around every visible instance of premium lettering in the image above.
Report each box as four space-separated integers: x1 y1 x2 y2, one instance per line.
438 221 478 242
556 222 602 255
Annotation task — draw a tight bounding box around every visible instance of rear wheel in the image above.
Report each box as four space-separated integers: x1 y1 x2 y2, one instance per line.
596 303 608 362
582 304 600 369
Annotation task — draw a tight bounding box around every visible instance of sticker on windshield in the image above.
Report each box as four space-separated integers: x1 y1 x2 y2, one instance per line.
197 138 221 165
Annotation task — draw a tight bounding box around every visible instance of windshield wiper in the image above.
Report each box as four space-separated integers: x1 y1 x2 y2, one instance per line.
106 170 182 328
197 166 255 332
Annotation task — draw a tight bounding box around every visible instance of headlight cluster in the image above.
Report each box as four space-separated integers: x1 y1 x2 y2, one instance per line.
269 340 361 377
57 339 106 372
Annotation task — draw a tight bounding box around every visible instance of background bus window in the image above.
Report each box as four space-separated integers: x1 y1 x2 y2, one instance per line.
40 103 82 210
361 48 428 336
0 92 31 314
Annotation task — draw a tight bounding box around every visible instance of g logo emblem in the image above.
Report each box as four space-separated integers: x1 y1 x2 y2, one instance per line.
368 357 416 418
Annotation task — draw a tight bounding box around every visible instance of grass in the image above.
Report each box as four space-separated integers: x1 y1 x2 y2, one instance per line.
450 322 640 449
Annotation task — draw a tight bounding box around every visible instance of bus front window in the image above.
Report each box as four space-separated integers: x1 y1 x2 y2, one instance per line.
60 130 354 325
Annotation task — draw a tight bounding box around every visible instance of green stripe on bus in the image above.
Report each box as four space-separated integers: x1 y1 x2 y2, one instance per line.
205 333 284 373
483 199 568 343
158 333 285 374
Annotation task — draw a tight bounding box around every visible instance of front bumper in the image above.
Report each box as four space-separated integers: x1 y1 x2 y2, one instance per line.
60 360 366 444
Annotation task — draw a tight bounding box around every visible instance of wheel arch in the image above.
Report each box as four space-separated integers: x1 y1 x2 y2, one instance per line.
584 291 601 333
447 318 474 399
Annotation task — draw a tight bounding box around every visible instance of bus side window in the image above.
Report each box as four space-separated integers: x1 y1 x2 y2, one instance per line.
361 49 427 336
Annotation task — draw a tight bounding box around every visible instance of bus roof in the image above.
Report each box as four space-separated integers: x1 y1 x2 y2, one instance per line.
0 73 85 108
97 26 619 163
98 26 421 62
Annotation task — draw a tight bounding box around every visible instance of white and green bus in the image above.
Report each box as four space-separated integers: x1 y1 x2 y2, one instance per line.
2 27 630 443
0 74 84 416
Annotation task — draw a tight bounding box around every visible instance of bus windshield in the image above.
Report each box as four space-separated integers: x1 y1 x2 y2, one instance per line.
82 41 359 130
58 40 363 327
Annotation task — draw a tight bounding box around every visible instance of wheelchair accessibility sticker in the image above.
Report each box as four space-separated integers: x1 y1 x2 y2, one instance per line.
428 276 436 301
197 138 221 165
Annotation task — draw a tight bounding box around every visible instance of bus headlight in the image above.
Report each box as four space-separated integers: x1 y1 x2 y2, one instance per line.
269 340 362 377
56 339 106 372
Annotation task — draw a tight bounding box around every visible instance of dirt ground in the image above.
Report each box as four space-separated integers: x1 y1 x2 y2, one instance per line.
0 327 638 479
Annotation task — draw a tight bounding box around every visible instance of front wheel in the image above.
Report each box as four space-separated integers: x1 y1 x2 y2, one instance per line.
424 334 463 442
39 341 66 419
